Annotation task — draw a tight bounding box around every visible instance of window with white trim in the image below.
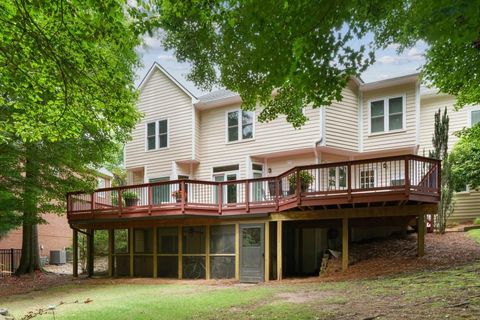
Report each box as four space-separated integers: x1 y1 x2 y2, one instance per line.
328 167 347 190
360 170 375 189
227 110 254 142
370 96 404 133
146 119 168 150
471 110 480 126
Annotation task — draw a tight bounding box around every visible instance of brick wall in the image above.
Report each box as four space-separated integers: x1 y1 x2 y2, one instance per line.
0 213 72 257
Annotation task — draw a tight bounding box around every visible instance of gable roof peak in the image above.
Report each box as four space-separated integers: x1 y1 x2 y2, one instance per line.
137 62 197 99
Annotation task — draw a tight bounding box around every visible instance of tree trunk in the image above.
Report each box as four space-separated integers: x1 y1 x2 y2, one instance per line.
15 145 42 275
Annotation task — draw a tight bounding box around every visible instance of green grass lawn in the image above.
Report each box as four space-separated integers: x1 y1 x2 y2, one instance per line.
468 229 480 244
2 263 480 320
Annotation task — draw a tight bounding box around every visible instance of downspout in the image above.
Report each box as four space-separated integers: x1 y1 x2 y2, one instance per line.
314 106 325 164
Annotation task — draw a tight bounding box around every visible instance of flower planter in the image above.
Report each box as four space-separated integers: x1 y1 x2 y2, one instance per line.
125 198 139 207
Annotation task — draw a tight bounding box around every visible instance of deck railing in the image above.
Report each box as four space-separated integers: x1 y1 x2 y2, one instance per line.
67 155 440 219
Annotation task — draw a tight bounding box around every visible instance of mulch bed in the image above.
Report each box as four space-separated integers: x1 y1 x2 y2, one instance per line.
1 232 479 297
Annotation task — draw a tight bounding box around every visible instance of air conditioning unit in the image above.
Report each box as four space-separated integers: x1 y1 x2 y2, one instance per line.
50 250 67 265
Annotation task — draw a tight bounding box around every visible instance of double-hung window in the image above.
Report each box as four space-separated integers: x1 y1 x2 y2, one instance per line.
146 119 168 150
370 96 405 134
227 110 254 142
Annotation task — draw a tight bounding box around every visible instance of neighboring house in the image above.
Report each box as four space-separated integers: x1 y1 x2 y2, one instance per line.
68 62 478 282
0 170 112 261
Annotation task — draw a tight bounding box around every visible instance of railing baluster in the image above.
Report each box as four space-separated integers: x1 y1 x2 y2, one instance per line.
181 181 186 214
296 169 301 205
91 193 95 219
148 185 152 215
405 156 410 196
245 181 250 213
347 162 352 201
118 189 123 217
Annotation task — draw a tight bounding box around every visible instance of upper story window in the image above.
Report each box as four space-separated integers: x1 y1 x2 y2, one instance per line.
146 119 168 150
470 109 480 126
227 110 254 142
370 96 405 134
98 177 106 189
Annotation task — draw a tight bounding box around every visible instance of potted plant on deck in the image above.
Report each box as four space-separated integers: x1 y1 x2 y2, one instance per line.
122 191 139 207
172 189 187 203
288 171 314 194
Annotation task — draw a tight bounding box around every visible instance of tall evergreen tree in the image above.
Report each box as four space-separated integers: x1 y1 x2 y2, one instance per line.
429 107 454 233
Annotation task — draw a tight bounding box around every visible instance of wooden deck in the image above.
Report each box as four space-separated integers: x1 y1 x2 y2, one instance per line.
67 155 440 223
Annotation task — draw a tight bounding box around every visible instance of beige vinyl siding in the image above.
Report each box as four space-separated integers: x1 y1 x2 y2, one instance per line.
125 68 193 179
325 85 359 151
265 153 317 176
419 95 467 155
451 192 480 223
419 94 480 223
196 105 321 180
195 108 201 161
362 83 417 152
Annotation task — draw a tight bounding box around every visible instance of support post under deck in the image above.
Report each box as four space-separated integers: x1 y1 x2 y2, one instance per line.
264 222 270 282
72 229 78 277
342 217 349 271
86 229 94 277
417 214 425 257
276 221 283 280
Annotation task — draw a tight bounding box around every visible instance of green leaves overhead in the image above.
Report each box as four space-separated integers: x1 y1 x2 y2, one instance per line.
0 0 141 143
152 0 378 128
142 0 480 127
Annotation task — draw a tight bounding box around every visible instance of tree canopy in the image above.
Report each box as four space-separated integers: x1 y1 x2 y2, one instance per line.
0 0 142 273
450 125 480 191
0 0 141 143
141 0 480 127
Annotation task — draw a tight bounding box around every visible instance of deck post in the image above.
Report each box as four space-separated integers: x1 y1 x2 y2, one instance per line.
276 220 283 280
108 229 113 277
87 229 94 277
417 214 425 257
72 229 78 277
342 217 349 271
178 226 183 279
235 223 240 280
129 227 134 277
296 170 301 205
245 181 250 213
205 225 210 280
405 156 410 196
153 227 158 278
347 163 352 201
264 222 270 281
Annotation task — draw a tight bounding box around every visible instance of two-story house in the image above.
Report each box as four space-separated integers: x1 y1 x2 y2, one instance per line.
68 61 477 282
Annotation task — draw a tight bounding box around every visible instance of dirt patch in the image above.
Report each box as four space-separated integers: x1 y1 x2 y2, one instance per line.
276 291 333 304
0 272 80 298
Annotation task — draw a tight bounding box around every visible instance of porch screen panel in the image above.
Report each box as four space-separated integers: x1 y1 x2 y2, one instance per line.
113 229 129 276
133 228 154 277
182 226 206 279
210 225 235 279
157 227 179 278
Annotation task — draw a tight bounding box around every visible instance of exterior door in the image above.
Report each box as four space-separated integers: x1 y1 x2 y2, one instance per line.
213 171 238 204
226 173 237 203
240 224 264 283
252 164 263 202
150 177 170 204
